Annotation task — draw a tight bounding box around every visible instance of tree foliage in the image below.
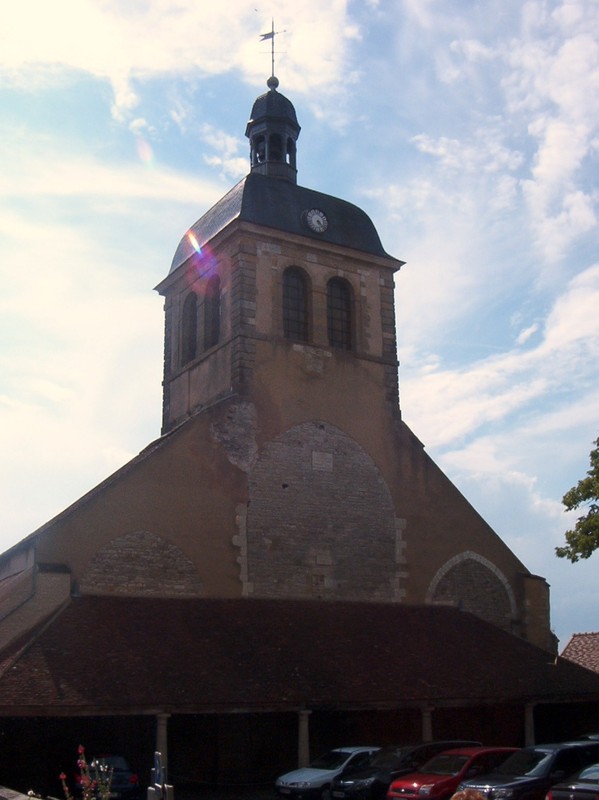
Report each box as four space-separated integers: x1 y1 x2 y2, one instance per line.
555 436 599 562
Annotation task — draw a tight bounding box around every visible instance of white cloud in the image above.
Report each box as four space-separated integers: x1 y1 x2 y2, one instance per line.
199 123 247 181
0 124 219 205
0 0 360 123
401 262 599 448
411 130 523 174
498 6 599 262
515 322 539 345
450 39 495 63
552 0 587 29
540 262 599 350
0 206 165 549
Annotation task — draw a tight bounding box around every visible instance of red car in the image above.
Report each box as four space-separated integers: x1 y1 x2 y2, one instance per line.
386 746 518 800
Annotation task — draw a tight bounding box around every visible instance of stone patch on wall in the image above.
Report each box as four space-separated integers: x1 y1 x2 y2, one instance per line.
292 344 332 375
210 401 258 473
427 551 515 632
246 421 401 601
79 531 204 597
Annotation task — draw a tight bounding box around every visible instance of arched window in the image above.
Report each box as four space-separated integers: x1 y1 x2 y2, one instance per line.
254 135 266 164
204 275 220 350
283 267 309 342
327 277 353 350
286 137 296 169
181 292 198 365
269 133 283 161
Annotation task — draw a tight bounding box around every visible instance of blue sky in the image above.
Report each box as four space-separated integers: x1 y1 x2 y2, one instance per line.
1 0 598 650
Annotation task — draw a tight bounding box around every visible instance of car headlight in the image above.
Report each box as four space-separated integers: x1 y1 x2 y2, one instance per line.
418 786 435 796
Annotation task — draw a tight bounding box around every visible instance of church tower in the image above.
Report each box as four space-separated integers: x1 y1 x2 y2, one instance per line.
151 75 552 651
156 76 403 439
154 76 413 605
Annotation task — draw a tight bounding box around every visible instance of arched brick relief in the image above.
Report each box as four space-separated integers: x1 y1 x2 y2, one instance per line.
426 551 516 633
245 421 404 601
79 531 204 597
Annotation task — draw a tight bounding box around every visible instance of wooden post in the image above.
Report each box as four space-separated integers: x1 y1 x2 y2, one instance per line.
524 703 535 746
422 705 433 742
298 709 312 767
156 713 171 774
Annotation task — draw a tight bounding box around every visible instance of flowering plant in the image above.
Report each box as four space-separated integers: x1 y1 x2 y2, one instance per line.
60 745 114 800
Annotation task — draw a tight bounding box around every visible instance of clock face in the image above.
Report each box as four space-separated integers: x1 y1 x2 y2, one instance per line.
305 208 328 233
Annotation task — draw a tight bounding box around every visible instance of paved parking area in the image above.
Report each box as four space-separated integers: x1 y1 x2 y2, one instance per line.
1 782 275 800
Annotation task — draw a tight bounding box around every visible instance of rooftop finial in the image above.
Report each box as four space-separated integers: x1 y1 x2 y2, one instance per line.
259 18 285 87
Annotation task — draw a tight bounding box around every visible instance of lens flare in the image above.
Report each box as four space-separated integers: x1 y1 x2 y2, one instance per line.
135 136 154 167
185 239 219 286
188 231 201 254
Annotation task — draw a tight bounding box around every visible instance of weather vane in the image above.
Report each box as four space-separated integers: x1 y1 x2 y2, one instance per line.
259 18 285 79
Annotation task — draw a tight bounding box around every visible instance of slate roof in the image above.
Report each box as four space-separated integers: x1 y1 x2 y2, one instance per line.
0 597 598 716
246 86 300 134
562 632 599 674
168 172 399 276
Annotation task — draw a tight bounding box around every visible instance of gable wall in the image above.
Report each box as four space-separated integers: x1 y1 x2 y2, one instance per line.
8 216 553 650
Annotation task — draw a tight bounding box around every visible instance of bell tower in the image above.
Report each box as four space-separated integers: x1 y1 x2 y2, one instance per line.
155 78 403 437
246 75 300 183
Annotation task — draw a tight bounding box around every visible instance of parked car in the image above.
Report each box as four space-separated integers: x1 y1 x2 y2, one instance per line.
276 747 381 800
330 741 482 800
77 755 141 800
545 762 599 800
457 741 599 800
386 746 517 800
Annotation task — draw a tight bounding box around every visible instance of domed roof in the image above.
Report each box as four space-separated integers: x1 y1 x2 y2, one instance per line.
165 80 401 278
246 78 300 135
245 76 301 183
167 173 399 276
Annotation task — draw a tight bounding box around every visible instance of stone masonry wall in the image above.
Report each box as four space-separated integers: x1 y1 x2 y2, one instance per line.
246 420 403 601
79 531 204 597
429 554 514 633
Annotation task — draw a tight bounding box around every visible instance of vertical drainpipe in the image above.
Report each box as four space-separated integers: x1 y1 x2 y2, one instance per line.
298 709 312 767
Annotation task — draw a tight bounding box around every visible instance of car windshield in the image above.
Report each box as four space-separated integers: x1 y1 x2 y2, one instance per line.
578 765 599 781
493 749 552 777
420 755 469 776
370 747 414 768
311 751 354 770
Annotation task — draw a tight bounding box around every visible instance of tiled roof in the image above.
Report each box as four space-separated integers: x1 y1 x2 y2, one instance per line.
0 596 598 715
561 632 599 674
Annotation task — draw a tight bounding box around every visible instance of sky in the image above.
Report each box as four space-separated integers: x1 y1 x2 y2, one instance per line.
1 0 598 651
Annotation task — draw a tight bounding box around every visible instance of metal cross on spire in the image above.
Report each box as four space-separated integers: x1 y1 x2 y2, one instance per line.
259 18 285 79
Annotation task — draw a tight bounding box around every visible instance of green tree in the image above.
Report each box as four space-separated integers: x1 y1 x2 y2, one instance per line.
555 436 599 562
